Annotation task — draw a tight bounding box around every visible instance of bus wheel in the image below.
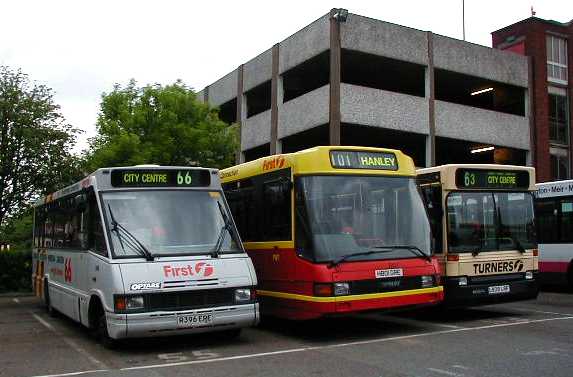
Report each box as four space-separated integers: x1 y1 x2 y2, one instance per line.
97 314 117 349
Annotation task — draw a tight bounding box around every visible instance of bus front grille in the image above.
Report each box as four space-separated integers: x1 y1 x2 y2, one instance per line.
349 276 428 295
146 288 236 311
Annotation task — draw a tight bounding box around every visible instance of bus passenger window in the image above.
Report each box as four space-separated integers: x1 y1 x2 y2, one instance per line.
560 200 573 242
88 193 107 256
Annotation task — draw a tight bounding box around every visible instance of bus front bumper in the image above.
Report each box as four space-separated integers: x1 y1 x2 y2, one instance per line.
106 303 259 339
444 275 539 307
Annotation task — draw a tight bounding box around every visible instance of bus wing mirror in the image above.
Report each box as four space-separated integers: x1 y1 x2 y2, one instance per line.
74 194 88 211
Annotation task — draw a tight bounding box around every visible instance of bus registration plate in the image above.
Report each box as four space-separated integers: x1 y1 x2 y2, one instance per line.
177 313 213 328
488 285 510 295
375 268 403 279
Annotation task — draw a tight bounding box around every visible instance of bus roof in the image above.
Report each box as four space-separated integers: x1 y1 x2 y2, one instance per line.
417 164 536 191
34 166 219 207
220 146 416 183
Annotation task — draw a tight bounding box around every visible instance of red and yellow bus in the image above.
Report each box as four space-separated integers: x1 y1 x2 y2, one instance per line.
221 146 443 320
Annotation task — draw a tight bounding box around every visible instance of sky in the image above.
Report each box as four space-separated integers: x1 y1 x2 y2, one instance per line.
1 0 572 153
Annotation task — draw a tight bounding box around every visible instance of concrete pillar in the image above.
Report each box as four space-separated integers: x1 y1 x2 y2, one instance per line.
236 65 245 164
276 140 283 154
329 9 342 146
426 31 436 167
271 43 280 155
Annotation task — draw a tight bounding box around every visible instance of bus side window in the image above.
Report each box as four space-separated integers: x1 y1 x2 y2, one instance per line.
87 192 107 257
535 199 558 243
421 185 443 254
263 178 292 241
560 200 573 242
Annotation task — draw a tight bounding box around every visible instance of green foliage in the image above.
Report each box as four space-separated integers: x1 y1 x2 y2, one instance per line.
84 80 238 172
0 250 32 293
0 65 82 228
0 211 33 253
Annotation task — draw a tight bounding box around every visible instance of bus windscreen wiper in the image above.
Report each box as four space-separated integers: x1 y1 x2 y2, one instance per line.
373 245 433 263
472 244 482 257
328 249 394 268
509 235 526 253
107 204 154 261
211 201 232 258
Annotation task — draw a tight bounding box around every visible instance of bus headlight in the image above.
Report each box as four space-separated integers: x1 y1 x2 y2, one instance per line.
126 296 144 310
114 295 145 312
421 275 434 288
525 271 534 280
333 282 350 296
458 276 468 286
235 288 253 303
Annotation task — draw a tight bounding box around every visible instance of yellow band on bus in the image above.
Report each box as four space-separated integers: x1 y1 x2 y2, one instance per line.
256 286 443 303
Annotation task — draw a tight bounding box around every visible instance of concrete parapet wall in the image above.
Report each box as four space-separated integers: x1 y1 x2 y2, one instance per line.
435 100 530 149
242 110 271 151
278 85 329 139
340 84 430 134
341 14 428 65
433 35 528 87
208 70 238 106
279 14 330 74
244 49 272 92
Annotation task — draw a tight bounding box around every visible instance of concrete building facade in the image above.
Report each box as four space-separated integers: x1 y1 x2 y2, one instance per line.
198 10 532 168
492 17 573 182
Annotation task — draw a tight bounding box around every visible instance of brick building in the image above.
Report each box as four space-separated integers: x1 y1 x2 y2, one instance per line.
199 9 533 168
492 17 573 182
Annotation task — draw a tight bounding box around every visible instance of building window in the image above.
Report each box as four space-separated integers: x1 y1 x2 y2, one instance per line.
550 153 569 181
547 35 568 84
549 93 570 144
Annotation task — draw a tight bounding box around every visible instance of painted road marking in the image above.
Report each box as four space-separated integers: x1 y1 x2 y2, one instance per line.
31 313 109 370
427 367 465 376
379 315 466 330
30 370 108 377
512 307 573 317
25 314 573 377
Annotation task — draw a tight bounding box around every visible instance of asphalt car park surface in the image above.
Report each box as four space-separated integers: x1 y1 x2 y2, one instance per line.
2 289 573 377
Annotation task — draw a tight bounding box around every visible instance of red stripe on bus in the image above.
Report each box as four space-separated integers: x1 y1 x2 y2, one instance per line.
539 261 569 273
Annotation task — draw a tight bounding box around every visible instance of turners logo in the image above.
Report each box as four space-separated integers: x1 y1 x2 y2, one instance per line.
163 263 214 278
473 260 524 275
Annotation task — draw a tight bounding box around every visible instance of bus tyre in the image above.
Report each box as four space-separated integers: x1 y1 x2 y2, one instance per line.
97 314 117 349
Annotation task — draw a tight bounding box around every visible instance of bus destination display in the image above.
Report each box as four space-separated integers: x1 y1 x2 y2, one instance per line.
111 169 211 187
455 169 530 190
330 151 398 170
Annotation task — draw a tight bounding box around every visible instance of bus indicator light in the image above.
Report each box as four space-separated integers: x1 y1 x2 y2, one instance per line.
314 283 333 297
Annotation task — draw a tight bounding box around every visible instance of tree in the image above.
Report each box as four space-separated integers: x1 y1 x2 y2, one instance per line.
84 80 238 172
0 66 81 228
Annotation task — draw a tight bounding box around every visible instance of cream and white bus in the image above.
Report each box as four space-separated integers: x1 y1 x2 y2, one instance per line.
417 164 538 306
31 166 258 347
534 179 573 287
